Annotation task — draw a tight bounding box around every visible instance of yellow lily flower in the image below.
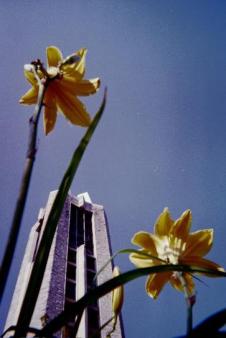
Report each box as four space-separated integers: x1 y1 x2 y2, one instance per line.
130 208 224 299
20 46 100 134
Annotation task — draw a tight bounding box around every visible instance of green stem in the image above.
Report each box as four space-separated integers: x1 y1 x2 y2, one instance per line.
106 316 117 338
93 316 115 338
0 82 46 303
177 272 195 336
186 299 193 336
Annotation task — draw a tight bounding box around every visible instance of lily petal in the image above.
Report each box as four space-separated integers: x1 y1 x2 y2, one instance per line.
61 48 87 80
146 272 171 299
73 48 87 76
60 77 100 96
170 273 195 295
184 229 213 258
129 251 157 268
180 256 225 276
170 209 192 242
131 231 158 256
154 207 174 237
24 69 36 85
53 85 91 127
43 89 57 135
46 46 63 68
19 86 38 104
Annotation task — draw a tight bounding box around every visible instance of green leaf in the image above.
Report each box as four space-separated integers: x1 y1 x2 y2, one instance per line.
188 308 226 337
14 90 107 337
40 264 226 336
94 248 165 282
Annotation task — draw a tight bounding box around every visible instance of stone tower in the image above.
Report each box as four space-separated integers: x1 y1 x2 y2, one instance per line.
4 191 124 338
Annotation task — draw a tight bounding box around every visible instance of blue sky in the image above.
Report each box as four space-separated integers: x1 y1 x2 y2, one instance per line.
1 1 226 337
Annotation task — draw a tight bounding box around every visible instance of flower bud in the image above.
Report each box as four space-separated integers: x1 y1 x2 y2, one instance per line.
24 64 34 72
112 266 124 318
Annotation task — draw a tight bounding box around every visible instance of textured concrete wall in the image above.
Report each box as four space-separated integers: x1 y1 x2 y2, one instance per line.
92 202 124 338
31 191 71 337
46 194 70 321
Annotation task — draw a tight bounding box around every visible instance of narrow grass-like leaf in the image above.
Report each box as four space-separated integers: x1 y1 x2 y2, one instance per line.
40 264 226 336
94 248 166 282
14 90 107 337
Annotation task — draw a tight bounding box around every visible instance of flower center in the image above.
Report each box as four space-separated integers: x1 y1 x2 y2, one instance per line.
157 236 186 264
47 66 59 78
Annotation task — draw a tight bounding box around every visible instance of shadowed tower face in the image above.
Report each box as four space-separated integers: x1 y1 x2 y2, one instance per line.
4 191 124 338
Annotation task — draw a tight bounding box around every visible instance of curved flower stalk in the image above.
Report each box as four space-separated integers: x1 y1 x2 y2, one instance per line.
0 72 46 302
130 208 225 299
20 46 100 134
